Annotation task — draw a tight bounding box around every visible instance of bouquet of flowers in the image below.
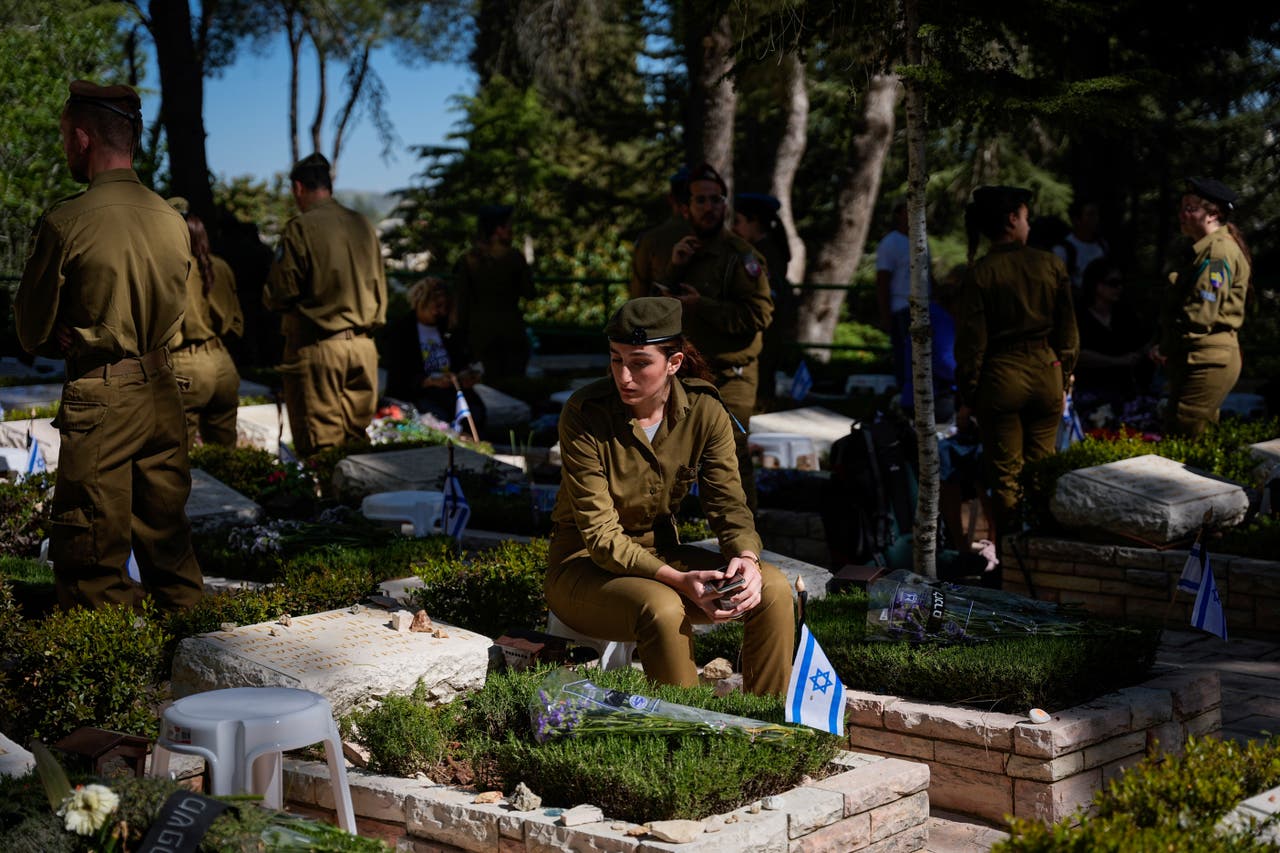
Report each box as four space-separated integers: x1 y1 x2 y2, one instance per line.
866 570 1114 644
528 667 808 744
0 742 388 851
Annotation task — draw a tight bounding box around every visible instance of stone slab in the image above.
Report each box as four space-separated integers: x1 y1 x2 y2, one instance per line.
747 406 855 456
0 382 61 411
332 444 525 502
235 403 293 454
188 468 262 532
170 606 491 716
1049 454 1248 544
0 731 34 778
472 383 532 430
1249 438 1280 485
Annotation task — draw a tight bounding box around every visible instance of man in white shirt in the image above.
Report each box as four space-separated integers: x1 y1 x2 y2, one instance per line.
1053 199 1108 291
875 200 928 392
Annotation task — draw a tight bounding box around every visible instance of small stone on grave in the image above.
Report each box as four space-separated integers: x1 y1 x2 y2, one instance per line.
343 741 370 768
473 790 504 804
1050 454 1248 544
410 610 433 632
279 614 292 626
761 795 783 810
646 819 706 843
390 610 415 631
560 804 604 826
714 673 743 697
510 782 542 811
700 657 734 681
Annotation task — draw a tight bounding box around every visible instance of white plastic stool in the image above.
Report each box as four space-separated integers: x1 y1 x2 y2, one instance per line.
546 610 637 671
361 490 446 536
150 687 356 833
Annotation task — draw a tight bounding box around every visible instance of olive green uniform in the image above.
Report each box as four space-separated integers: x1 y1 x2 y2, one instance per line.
452 245 535 381
15 168 203 611
629 216 692 299
264 197 386 456
1159 228 1249 437
954 243 1078 543
547 376 794 695
172 255 243 449
662 229 773 509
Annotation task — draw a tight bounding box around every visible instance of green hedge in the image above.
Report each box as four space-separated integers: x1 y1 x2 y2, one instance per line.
0 471 53 559
695 589 1161 713
996 735 1280 851
408 538 549 638
348 664 841 824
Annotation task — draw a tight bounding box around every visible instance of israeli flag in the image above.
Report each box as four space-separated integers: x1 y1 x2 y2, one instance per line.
1055 393 1086 451
24 436 46 477
453 389 472 432
279 442 298 465
1191 557 1228 641
1178 541 1206 594
126 550 141 583
439 469 471 542
785 624 846 735
790 360 813 401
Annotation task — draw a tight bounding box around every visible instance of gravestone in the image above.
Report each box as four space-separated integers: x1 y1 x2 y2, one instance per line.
170 606 492 716
472 383 532 430
0 732 34 778
332 444 525 502
1249 438 1280 485
237 378 272 400
0 418 60 467
187 469 262 532
0 382 61 412
1050 454 1249 544
235 403 293 454
748 406 854 456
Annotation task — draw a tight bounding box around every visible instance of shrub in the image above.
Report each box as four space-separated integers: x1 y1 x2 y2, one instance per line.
0 602 169 743
697 589 1161 712
0 471 53 558
347 665 841 824
346 681 458 778
996 735 1280 852
189 443 283 501
409 539 548 638
0 555 55 617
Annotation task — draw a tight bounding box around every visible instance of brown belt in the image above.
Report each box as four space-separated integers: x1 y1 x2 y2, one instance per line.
73 348 171 380
172 337 224 354
992 337 1049 354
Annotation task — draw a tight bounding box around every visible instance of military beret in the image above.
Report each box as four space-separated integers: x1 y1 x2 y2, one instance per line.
687 162 728 195
1186 177 1238 212
735 192 781 222
67 79 141 122
605 297 682 346
972 185 1033 213
165 196 190 215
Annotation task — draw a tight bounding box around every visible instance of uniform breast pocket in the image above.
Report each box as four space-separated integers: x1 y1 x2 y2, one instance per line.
670 464 698 504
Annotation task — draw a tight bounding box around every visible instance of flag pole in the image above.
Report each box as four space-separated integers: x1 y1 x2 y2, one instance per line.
450 373 481 444
795 576 807 627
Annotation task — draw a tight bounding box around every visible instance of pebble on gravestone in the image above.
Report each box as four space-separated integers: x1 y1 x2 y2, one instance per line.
509 782 541 811
714 673 743 697
473 791 503 804
390 611 415 632
560 804 604 827
410 610 433 632
342 741 370 768
645 820 706 843
700 657 734 681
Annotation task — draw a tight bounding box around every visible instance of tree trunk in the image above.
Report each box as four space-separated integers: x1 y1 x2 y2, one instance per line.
904 0 937 579
770 51 808 285
683 3 735 193
148 0 215 230
287 10 302 165
796 73 901 358
331 44 371 168
309 37 328 159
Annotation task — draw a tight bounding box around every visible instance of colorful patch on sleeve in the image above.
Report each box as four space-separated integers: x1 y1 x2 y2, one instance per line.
1207 259 1229 289
742 253 762 279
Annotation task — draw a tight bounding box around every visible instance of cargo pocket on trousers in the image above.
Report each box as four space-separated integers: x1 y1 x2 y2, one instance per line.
48 505 97 568
53 399 107 432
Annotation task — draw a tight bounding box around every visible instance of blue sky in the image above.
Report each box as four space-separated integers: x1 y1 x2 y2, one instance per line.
143 35 476 195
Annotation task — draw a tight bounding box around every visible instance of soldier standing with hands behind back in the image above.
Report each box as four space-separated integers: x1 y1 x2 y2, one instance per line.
16 81 203 611
265 153 387 456
660 163 773 510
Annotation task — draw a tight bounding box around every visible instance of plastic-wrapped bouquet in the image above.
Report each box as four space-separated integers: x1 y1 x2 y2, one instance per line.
529 667 806 744
866 570 1110 644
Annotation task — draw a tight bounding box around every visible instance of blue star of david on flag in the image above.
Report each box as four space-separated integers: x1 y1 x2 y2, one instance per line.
439 467 471 542
786 624 846 735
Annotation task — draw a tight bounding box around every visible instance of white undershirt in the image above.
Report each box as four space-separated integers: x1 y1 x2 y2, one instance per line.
641 422 661 442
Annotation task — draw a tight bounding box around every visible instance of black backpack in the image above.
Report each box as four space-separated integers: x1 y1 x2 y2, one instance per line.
820 413 917 568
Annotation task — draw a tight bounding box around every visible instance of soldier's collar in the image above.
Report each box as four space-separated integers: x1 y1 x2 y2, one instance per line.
87 168 140 188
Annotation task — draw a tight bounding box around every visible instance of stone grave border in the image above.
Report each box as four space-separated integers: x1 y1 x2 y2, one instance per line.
1004 537 1280 640
282 750 930 853
843 668 1220 825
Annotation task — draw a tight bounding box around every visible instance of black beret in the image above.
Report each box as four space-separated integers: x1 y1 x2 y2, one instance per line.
687 162 728 196
605 297 682 346
1186 177 1238 211
293 152 331 172
972 185 1033 212
67 79 141 122
735 192 781 222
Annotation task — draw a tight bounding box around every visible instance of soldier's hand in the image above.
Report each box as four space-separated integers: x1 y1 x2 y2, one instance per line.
671 236 701 266
674 283 701 310
54 322 73 354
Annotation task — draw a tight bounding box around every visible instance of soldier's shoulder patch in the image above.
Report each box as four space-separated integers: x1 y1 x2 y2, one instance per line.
741 252 762 279
1207 258 1229 290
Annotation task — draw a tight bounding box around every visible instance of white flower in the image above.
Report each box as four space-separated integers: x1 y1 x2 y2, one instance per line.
57 783 119 835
